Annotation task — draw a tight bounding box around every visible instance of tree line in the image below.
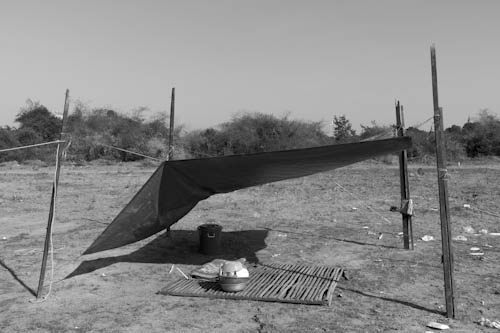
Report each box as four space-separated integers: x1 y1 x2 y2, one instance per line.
1 101 499 163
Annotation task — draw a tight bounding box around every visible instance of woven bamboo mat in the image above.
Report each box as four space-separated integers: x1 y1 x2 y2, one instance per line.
159 263 343 306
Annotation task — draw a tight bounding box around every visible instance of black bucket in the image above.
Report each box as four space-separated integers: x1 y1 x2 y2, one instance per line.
198 224 222 255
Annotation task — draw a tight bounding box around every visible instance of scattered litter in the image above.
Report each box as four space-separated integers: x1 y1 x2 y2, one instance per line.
421 235 435 241
397 232 404 236
479 229 488 234
490 232 500 236
276 233 287 238
374 259 383 262
100 273 106 277
367 231 377 236
484 244 493 248
271 253 281 258
362 226 369 229
1 237 7 240
463 204 471 209
429 208 438 211
253 212 261 218
377 233 384 240
452 235 467 241
470 252 484 256
477 317 500 329
426 321 450 330
470 247 481 251
351 207 358 211
463 226 475 234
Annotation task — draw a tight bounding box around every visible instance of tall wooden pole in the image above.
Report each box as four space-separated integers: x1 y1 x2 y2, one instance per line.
165 87 175 237
431 45 455 318
167 87 175 161
395 101 413 250
37 89 70 298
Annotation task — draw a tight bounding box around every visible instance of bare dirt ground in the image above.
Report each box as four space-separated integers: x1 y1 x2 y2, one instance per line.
1 159 499 332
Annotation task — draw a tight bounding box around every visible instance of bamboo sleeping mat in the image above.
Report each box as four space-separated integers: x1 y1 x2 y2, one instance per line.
159 263 343 306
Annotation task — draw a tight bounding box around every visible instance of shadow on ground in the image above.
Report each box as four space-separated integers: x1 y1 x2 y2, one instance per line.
0 259 36 296
337 286 444 315
66 229 268 279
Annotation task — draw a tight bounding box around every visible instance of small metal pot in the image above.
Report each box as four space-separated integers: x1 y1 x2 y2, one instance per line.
218 276 250 292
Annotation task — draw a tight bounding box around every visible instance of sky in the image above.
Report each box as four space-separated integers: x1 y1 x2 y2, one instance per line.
1 0 499 134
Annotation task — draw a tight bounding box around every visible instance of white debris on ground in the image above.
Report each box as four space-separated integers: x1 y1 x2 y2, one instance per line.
452 235 467 241
463 226 475 234
478 317 500 329
469 247 485 256
426 321 450 330
421 235 434 241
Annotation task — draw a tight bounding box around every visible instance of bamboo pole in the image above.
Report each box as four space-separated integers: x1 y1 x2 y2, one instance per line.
165 87 175 237
36 89 70 298
395 101 413 250
167 87 175 161
431 45 455 318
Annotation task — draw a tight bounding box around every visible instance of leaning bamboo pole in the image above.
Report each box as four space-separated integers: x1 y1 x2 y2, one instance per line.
431 45 455 318
36 89 70 299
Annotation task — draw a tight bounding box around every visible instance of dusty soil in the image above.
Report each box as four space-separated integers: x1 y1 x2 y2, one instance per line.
1 159 499 332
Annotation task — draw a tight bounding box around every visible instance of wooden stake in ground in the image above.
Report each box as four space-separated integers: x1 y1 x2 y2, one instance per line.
430 45 456 318
395 101 413 250
167 87 175 161
36 89 70 298
165 87 175 237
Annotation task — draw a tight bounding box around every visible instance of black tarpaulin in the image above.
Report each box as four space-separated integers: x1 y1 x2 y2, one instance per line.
83 137 411 255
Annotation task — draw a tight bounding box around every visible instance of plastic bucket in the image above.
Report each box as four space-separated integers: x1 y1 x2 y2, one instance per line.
198 224 222 255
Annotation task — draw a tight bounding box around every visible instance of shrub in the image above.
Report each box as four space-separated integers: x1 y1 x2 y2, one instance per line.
184 112 330 157
15 101 61 142
0 127 21 162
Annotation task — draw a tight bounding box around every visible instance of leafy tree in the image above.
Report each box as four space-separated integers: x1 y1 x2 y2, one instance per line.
15 100 61 142
359 121 393 141
332 115 356 143
462 109 500 157
405 127 435 160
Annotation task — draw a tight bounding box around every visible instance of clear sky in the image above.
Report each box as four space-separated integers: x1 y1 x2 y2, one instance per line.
1 0 499 133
